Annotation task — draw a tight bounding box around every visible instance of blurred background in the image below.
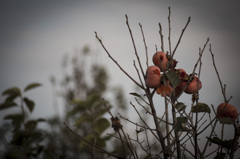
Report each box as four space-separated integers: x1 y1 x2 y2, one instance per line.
0 0 240 158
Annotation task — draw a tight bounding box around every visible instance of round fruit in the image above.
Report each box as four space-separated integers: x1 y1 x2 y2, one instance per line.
146 66 161 88
183 76 202 94
152 52 168 71
217 103 238 122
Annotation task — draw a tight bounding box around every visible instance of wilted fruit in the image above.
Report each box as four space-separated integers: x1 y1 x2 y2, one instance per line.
217 103 238 122
156 81 173 97
152 52 168 71
146 66 161 88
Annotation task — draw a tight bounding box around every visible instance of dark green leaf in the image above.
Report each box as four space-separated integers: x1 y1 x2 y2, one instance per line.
4 114 24 132
5 146 28 159
174 117 188 132
11 130 42 146
143 155 151 159
219 117 234 125
175 102 186 112
0 101 17 111
207 137 233 150
95 136 107 148
26 120 37 131
129 92 141 98
161 148 173 157
191 102 211 113
165 71 181 88
2 87 21 101
214 152 226 159
24 97 35 112
24 83 42 92
94 118 110 134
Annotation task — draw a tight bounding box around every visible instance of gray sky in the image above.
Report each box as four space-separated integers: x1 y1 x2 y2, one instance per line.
0 0 240 156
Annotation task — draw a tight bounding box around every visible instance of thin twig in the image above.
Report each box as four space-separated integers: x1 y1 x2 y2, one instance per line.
125 15 145 86
168 7 172 56
172 17 191 57
209 44 227 102
139 23 149 67
175 38 209 100
133 60 145 88
130 102 160 141
95 32 144 89
159 23 164 52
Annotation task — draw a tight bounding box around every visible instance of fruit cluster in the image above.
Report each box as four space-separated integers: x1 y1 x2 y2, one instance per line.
145 51 238 122
146 51 202 97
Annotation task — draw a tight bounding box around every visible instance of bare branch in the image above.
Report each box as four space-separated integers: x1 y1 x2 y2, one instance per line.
159 23 164 52
209 44 227 102
172 17 191 57
125 15 145 86
95 32 144 89
139 23 149 67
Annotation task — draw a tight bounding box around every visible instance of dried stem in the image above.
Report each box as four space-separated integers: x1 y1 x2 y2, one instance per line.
175 38 209 100
159 23 164 52
172 17 191 57
168 7 172 56
125 15 145 85
139 23 149 67
133 60 145 88
95 32 144 89
130 102 160 141
201 120 218 157
209 44 227 102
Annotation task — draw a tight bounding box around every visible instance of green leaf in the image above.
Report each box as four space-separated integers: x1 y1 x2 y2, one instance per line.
4 114 24 132
0 101 17 111
37 118 46 122
26 120 37 131
78 133 95 149
24 83 42 92
207 137 233 150
165 71 181 88
2 87 21 101
25 119 46 131
94 118 110 134
129 92 141 98
191 102 211 114
11 130 42 146
218 117 234 125
23 97 35 112
75 114 92 127
175 102 186 112
174 117 189 132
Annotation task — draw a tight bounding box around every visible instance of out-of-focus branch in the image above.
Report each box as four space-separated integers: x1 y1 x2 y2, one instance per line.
64 122 124 159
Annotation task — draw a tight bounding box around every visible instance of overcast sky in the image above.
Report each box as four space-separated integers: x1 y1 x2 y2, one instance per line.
0 1 240 154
